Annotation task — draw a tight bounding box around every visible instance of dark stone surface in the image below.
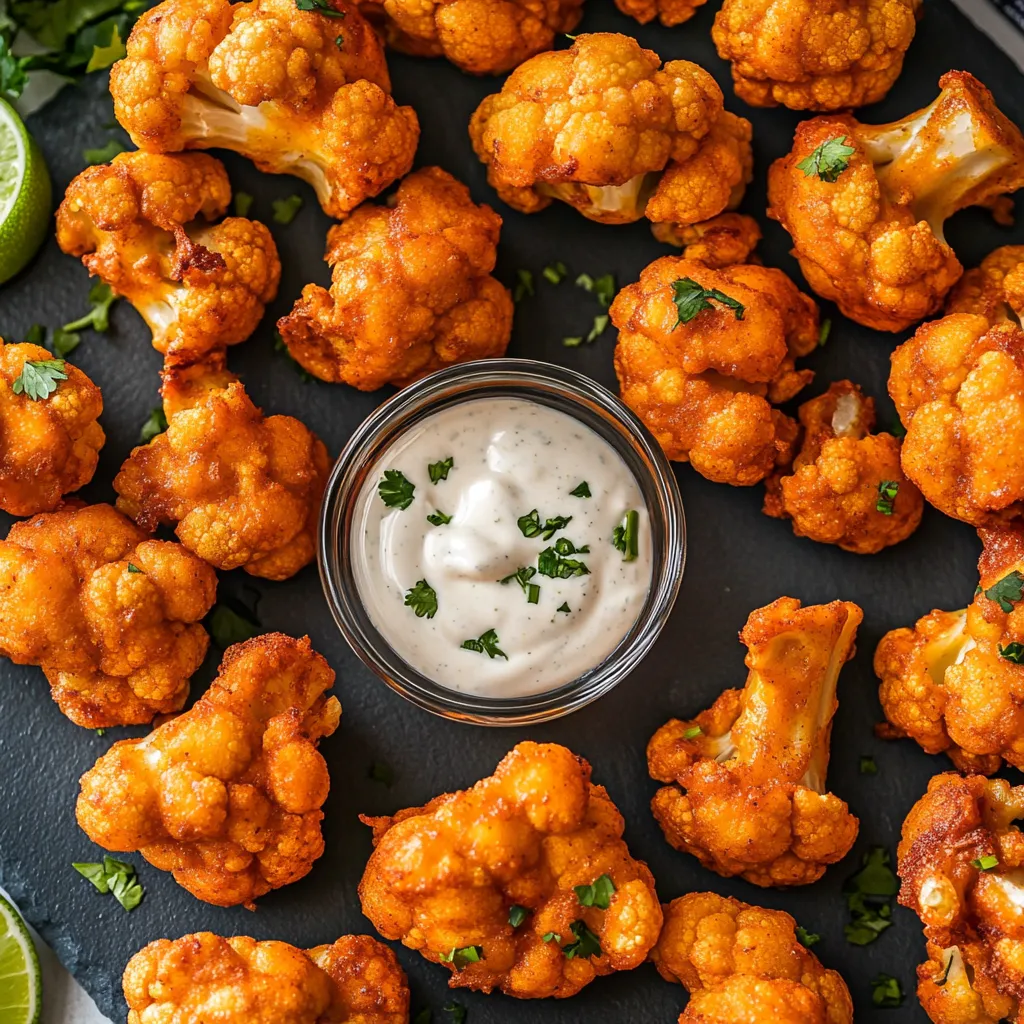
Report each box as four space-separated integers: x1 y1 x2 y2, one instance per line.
0 2 1020 1021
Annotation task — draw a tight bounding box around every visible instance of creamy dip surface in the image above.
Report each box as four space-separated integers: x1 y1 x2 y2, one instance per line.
350 397 654 697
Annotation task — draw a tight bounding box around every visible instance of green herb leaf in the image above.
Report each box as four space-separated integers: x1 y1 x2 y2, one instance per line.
404 579 438 619
542 261 567 284
295 0 347 15
369 761 394 787
73 861 110 894
51 328 81 358
557 602 571 613
562 920 602 960
0 37 31 101
972 854 999 871
234 192 254 217
796 926 820 948
871 974 904 1008
537 543 589 579
73 856 144 911
891 418 906 439
517 509 572 540
428 457 454 484
272 194 303 224
843 847 897 946
508 905 530 928
586 314 609 343
818 319 832 347
95 728 105 736
500 565 540 604
272 331 312 382
542 932 561 943
859 755 878 775
513 269 534 302
83 138 125 165
683 725 702 740
562 336 583 348
443 1003 466 1024
1000 642 1024 663
139 405 168 443
612 510 639 561
208 604 260 649
985 571 1024 613
127 563 143 574
876 480 898 515
85 20 123 72
12 358 67 400
576 272 615 307
671 277 745 326
574 874 615 910
461 628 507 660
570 481 591 498
439 946 482 971
379 469 415 510
335 33 343 47
427 510 452 526
23 324 46 345
64 281 117 334
797 136 857 183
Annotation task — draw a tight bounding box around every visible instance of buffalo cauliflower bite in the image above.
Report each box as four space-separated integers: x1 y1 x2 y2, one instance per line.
614 0 707 28
113 360 328 579
897 772 1024 1024
875 523 1024 774
277 167 513 390
652 893 853 1024
77 633 340 908
0 340 104 517
651 213 762 268
611 256 817 486
712 0 921 111
123 932 409 1024
56 151 279 366
358 741 663 998
947 245 1024 325
889 314 1024 525
767 72 1024 332
764 380 923 553
469 34 753 238
110 0 419 219
648 597 862 887
0 503 216 728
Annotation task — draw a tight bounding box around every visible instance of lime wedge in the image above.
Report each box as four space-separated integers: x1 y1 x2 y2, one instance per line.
0 892 41 1024
0 98 52 286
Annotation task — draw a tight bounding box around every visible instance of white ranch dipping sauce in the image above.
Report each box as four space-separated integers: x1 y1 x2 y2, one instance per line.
351 397 653 697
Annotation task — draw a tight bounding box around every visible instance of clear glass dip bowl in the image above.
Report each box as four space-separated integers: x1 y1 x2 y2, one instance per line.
319 359 686 726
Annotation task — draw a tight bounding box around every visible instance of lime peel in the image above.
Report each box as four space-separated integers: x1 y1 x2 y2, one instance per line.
0 891 42 1024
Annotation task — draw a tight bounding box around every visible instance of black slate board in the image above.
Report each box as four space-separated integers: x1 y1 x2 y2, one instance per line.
0 2 1020 1021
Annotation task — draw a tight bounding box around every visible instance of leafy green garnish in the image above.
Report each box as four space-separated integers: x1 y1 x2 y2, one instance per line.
537 539 590 579
557 602 571 613
984 571 1024 613
586 314 609 343
517 509 572 540
570 481 591 498
427 510 452 526
542 932 561 943
369 761 395 786
295 0 346 15
542 261 567 284
574 874 615 909
13 358 67 400
85 20 123 71
871 974 904 1008
576 272 615 307
797 136 857 183
234 192 254 217
1000 642 1024 663
428 457 454 484
671 278 745 326
891 418 906 439
23 324 45 345
73 856 144 911
335 32 343 47
83 138 125 165
379 469 415 510
208 603 260 649
972 854 999 871
404 579 438 619
272 194 303 224
443 1003 466 1024
562 335 583 348
461 629 507 660
612 510 639 561
876 480 898 515
439 946 482 970
843 847 898 946
500 565 540 604
508 904 530 928
52 328 81 358
818 319 832 347
563 920 602 960
683 725 702 740
859 755 878 775
0 37 31 102
64 281 117 335
139 405 168 443
796 926 820 948
513 269 534 302
127 563 143 574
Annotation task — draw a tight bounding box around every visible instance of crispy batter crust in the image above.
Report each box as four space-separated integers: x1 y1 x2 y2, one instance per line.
946 245 1024 326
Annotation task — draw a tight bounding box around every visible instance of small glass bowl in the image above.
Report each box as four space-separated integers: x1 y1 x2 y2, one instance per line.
319 359 686 726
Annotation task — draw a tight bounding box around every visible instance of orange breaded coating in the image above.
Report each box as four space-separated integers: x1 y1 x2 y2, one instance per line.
56 151 279 366
889 314 1024 526
611 256 817 486
277 167 513 390
712 0 921 111
947 245 1024 326
123 932 408 1024
358 741 663 998
651 213 762 268
0 503 216 728
614 0 707 28
768 73 1024 332
469 34 752 238
764 380 923 553
114 362 328 580
110 0 419 219
0 340 104 517
77 634 340 908
897 773 1024 1024
875 523 1024 775
648 597 861 887
652 893 853 1024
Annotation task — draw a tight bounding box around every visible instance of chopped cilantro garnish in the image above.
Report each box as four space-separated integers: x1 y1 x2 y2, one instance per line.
335 32 343 47
876 480 899 515
612 510 639 561
542 261 567 284
139 406 168 443
563 920 602 960
427 510 452 526
85 22 124 72
871 974 904 1008
234 192 254 217
513 269 534 302
461 629 507 660
683 725 702 740
83 139 126 165
797 136 857 183
63 281 117 336
587 314 609 343
984 571 1024 613
843 847 897 946
818 319 832 347
542 932 561 943
1000 642 1024 663
127 563 143 574
378 469 415 510
23 324 45 345
557 602 571 613
508 905 530 928
428 457 454 483
859 755 878 775
13 358 67 400
73 856 144 911
796 926 820 948
439 945 482 970
671 278 745 326
272 194 303 224
537 541 590 579
208 603 260 649
574 874 615 909
517 509 572 540
972 854 999 871
369 761 394 786
891 418 906 439
570 481 591 498
52 328 81 358
295 0 346 16
576 272 615 307
404 579 438 619
562 336 583 348
500 566 540 604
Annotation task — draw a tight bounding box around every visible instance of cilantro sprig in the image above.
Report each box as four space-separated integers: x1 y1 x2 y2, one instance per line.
404 579 438 619
13 358 67 400
797 136 857 183
671 278 745 326
379 469 415 510
537 538 590 579
563 920 602 960
984 571 1024 613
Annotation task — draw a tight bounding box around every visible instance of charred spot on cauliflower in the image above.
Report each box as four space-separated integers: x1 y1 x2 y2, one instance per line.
946 245 1024 326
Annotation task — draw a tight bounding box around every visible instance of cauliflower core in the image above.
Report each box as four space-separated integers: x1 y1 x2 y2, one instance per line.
875 523 1024 773
277 167 513 390
712 0 922 111
0 340 104 517
124 932 409 1024
947 245 1024 326
898 772 1024 1024
358 741 663 998
612 256 818 486
889 314 1024 526
469 33 753 236
768 72 1024 332
653 893 854 1024
77 634 340 908
57 151 280 366
110 0 419 219
764 380 923 553
648 597 862 887
0 503 215 728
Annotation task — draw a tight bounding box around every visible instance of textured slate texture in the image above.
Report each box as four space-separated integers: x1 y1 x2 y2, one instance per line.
0 2 1021 1021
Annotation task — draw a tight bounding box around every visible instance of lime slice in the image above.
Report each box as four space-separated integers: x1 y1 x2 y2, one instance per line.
0 98 52 286
0 892 41 1024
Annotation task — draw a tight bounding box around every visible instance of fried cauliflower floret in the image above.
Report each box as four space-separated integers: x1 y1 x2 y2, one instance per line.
650 213 762 268
469 33 752 238
889 314 1024 525
648 597 861 887
652 893 853 1024
110 0 419 219
768 72 1024 332
277 167 513 390
611 256 817 486
77 634 340 908
0 340 105 517
876 523 1024 774
0 503 215 728
56 151 279 366
614 0 707 28
113 361 328 579
123 932 409 1024
947 246 1024 326
712 0 921 111
358 741 662 999
897 772 1024 1024
764 380 923 553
